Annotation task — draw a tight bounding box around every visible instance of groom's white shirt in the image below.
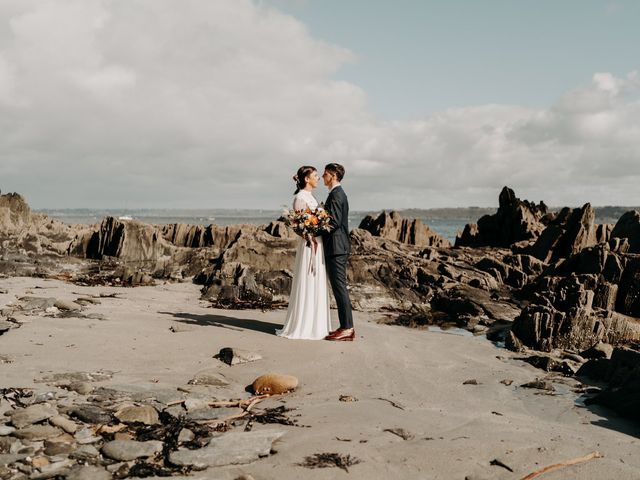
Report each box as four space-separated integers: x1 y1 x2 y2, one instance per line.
329 183 341 193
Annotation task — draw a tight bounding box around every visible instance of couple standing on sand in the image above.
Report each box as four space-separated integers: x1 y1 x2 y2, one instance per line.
276 163 355 342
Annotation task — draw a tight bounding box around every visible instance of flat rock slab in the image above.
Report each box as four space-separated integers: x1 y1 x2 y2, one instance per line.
66 465 111 480
188 369 230 387
114 405 159 425
35 371 113 385
8 403 58 428
185 407 238 422
70 405 112 424
30 459 74 480
13 424 62 441
0 453 28 466
18 296 56 310
69 444 100 460
102 439 163 461
53 299 81 311
169 429 285 468
216 347 262 366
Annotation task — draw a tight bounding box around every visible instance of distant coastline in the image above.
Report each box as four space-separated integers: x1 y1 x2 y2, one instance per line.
35 206 639 244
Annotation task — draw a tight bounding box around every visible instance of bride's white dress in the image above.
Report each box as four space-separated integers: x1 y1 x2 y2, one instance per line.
276 190 331 340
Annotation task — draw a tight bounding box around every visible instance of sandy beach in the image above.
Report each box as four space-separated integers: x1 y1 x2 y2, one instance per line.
1 276 638 480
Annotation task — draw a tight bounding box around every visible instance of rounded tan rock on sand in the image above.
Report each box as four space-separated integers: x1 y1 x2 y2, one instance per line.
251 373 298 395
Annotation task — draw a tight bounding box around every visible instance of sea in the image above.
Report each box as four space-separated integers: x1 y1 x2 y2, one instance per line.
36 208 483 244
37 205 635 245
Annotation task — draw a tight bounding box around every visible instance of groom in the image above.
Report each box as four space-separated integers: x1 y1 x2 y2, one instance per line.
321 163 355 342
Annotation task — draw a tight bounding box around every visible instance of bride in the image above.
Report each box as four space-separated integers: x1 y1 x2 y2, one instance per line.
276 166 331 340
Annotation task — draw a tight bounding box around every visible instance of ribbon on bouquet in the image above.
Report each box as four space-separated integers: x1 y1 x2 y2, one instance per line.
306 235 318 275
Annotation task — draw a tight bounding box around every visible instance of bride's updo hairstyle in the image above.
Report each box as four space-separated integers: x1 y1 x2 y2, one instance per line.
293 165 316 194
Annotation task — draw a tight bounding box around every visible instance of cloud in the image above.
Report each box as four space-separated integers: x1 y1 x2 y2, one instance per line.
0 0 639 210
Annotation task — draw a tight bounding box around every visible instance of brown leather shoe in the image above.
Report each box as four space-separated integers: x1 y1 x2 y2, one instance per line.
325 328 355 341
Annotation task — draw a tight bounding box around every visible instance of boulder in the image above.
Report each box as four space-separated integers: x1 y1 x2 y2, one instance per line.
359 210 450 248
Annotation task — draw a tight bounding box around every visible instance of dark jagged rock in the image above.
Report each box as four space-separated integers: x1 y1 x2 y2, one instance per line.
160 223 257 249
526 204 611 263
611 210 640 253
455 187 549 248
511 303 640 352
578 347 640 421
358 210 450 248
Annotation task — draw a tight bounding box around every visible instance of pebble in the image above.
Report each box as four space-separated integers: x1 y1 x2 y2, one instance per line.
114 405 159 425
69 444 99 460
102 440 164 461
53 300 81 312
69 405 112 424
13 425 62 441
0 426 16 436
48 416 77 434
66 465 111 480
9 404 58 429
74 427 102 445
178 428 195 443
188 369 230 387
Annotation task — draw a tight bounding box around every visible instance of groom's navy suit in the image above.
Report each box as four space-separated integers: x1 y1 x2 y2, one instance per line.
322 185 354 329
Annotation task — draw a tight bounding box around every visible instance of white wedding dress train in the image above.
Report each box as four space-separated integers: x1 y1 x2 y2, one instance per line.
276 190 331 340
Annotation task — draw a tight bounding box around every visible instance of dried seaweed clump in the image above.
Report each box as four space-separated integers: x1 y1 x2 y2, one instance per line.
299 453 361 472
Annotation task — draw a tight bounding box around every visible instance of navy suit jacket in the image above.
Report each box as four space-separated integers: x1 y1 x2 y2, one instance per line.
322 185 350 256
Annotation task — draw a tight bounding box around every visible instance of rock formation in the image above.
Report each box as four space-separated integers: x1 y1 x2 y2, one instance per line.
610 210 640 253
358 210 450 248
0 192 81 257
455 187 549 248
525 203 611 263
509 239 640 351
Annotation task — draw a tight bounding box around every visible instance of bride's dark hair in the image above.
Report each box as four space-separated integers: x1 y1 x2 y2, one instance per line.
293 166 316 194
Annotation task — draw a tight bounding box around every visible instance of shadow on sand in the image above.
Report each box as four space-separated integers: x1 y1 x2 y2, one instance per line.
160 311 282 335
583 402 640 440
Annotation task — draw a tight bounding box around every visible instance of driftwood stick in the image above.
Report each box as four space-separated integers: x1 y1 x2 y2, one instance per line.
205 395 271 425
375 397 405 410
520 451 603 480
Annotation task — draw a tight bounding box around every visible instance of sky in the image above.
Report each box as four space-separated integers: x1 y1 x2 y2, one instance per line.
1 0 639 210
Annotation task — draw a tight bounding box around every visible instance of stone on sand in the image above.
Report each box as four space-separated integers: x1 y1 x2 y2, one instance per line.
8 403 58 429
169 430 285 468
252 373 298 394
216 347 262 366
101 439 163 461
114 405 160 425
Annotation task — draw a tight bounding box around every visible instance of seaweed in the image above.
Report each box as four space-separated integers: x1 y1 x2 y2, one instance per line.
298 453 361 472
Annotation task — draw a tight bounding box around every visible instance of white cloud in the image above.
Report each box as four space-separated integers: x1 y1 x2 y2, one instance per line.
0 0 639 210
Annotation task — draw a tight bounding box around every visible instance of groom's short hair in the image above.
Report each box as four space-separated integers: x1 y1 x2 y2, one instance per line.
325 163 345 181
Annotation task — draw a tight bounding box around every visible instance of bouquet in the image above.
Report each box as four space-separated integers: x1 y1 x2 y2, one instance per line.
283 204 332 247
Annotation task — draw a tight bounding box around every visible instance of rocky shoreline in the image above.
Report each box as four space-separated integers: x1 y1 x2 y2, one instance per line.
1 188 640 477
